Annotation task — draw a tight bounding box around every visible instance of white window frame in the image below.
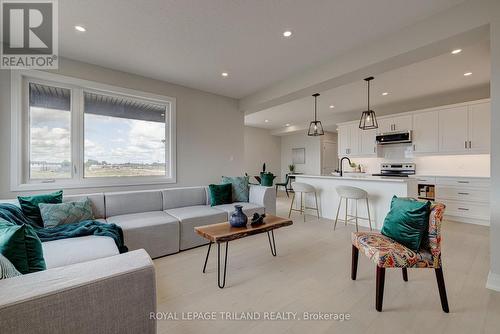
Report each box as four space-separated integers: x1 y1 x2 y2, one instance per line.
11 70 177 191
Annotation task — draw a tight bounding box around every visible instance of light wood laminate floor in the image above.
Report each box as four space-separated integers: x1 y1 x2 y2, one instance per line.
155 193 499 334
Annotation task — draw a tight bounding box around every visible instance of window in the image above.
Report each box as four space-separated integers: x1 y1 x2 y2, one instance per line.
11 70 176 191
83 91 167 178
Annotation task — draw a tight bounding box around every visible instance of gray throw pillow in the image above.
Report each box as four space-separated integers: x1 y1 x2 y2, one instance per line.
39 198 94 228
0 253 22 279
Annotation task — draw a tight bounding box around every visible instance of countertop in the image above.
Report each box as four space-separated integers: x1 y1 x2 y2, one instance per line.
409 175 490 179
293 174 409 183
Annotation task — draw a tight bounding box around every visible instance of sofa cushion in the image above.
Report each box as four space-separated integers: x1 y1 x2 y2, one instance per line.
0 219 46 274
162 187 207 210
166 206 227 250
64 193 105 219
208 184 232 206
213 202 264 219
0 253 22 279
105 190 163 217
42 235 119 269
106 211 179 258
39 199 94 228
18 190 63 227
221 176 250 202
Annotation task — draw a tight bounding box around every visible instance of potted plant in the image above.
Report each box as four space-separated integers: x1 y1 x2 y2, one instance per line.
288 164 296 173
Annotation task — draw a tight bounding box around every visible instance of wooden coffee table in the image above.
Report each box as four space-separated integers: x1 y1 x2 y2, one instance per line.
194 214 293 288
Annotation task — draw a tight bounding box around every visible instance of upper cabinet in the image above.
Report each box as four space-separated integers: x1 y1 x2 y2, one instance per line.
438 102 490 154
377 115 412 133
468 102 490 152
413 110 438 153
337 99 490 158
438 106 469 152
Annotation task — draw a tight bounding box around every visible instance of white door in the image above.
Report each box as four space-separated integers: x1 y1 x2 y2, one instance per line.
348 123 360 156
392 115 413 131
468 102 490 152
359 128 377 155
413 110 438 153
322 141 338 175
376 118 393 134
439 106 468 153
338 126 350 156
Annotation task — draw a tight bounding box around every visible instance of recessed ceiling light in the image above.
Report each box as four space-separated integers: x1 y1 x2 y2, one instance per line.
265 119 269 123
451 49 462 55
329 105 335 109
285 123 290 127
382 92 389 96
464 72 472 76
283 30 292 38
221 72 229 77
74 25 86 32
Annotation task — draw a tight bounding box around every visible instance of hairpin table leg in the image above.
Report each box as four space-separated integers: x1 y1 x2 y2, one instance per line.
267 230 277 256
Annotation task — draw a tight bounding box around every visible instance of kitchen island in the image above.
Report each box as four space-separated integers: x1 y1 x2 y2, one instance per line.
293 174 410 230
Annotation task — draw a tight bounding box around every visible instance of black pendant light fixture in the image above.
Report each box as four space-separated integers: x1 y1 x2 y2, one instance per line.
359 76 378 130
308 93 324 136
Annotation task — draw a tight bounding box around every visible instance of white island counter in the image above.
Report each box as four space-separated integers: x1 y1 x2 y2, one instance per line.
293 174 410 230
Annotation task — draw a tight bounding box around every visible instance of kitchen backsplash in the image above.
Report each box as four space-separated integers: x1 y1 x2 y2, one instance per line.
354 154 490 177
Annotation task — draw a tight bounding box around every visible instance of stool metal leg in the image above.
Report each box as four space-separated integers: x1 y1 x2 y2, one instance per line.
301 192 305 222
366 198 373 231
314 192 320 219
334 197 342 230
288 192 295 218
345 198 348 226
355 199 359 232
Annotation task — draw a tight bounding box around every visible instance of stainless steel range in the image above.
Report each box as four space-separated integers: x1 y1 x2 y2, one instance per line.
371 163 416 178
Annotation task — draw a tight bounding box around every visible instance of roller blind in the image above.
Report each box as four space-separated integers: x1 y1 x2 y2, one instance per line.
29 83 71 111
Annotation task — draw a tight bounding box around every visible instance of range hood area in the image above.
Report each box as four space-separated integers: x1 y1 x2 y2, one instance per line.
376 130 412 145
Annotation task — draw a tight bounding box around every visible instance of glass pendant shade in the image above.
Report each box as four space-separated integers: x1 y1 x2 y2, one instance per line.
359 77 378 130
308 93 324 136
359 110 378 130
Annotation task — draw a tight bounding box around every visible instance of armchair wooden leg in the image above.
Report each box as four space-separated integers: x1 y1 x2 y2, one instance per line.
435 267 450 313
402 268 408 282
376 266 386 312
351 245 359 280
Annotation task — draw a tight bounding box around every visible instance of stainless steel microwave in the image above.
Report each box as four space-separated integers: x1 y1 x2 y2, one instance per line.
376 130 412 145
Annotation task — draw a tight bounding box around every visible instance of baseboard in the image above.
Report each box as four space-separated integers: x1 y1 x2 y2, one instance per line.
486 271 500 292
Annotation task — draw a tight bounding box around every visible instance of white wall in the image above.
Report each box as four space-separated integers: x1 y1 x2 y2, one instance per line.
244 126 281 178
280 132 321 180
0 58 244 199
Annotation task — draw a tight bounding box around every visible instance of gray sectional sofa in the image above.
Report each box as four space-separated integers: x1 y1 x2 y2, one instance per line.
0 184 275 334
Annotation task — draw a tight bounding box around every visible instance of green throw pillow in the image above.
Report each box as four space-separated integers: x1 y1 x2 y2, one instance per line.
0 253 22 279
18 190 63 227
208 183 232 206
221 176 250 202
0 219 46 274
381 196 431 252
39 198 94 228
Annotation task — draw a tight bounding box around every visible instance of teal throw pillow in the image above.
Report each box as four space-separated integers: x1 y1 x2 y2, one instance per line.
380 196 431 251
208 183 232 206
18 190 63 227
0 253 22 279
39 198 94 228
0 219 46 274
221 176 250 202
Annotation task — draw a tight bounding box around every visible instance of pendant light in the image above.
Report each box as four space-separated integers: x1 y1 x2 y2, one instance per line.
359 76 378 130
308 93 324 136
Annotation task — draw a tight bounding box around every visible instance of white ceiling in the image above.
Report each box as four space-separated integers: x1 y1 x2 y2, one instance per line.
59 0 466 98
244 40 490 130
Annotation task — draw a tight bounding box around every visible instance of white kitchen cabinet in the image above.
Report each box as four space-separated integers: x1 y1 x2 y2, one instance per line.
359 128 377 155
338 124 360 157
468 102 490 152
438 103 491 154
438 106 468 152
412 110 438 153
377 115 412 133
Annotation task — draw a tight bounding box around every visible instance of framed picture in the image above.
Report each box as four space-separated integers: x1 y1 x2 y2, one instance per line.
292 148 305 164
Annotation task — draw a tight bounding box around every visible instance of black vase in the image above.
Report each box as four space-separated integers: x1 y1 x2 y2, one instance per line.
229 205 248 227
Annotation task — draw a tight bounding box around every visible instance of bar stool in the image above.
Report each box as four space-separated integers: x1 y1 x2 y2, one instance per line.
334 186 372 232
288 182 320 222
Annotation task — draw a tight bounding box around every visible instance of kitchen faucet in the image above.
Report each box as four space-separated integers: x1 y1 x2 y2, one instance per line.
339 156 352 177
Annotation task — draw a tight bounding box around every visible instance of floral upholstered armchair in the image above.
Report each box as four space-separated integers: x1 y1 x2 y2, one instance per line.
351 202 449 312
